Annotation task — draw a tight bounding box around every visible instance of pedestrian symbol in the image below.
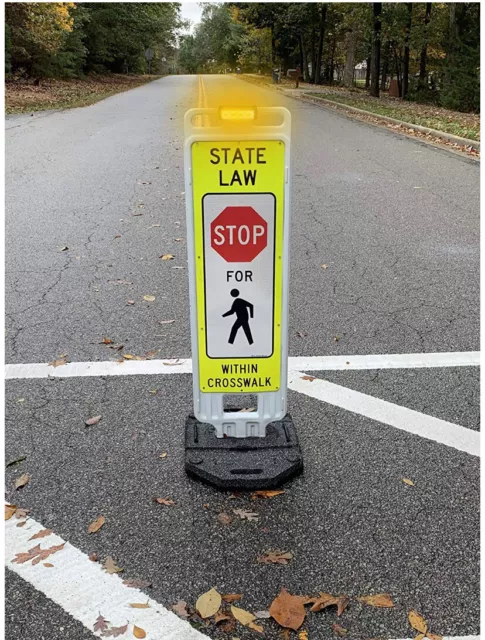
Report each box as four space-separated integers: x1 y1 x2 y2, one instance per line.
223 289 254 345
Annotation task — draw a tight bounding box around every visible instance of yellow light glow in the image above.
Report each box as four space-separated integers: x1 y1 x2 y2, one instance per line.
218 106 257 122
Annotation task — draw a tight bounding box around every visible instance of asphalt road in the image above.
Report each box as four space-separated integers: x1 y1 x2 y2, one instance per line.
5 75 479 640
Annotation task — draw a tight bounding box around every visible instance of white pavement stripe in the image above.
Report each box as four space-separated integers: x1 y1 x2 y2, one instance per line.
5 351 480 380
288 370 480 457
5 518 479 640
5 517 205 640
290 351 480 371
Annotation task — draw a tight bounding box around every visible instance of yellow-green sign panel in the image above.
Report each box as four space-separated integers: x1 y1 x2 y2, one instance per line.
191 140 285 393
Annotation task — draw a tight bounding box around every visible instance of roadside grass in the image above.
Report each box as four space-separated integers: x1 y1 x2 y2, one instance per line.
5 74 161 114
306 91 479 141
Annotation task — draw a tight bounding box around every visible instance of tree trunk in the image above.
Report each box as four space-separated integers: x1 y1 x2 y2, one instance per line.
402 3 412 98
392 42 402 96
365 54 371 88
418 3 432 89
381 40 390 90
310 27 316 83
343 29 357 88
369 3 381 97
300 35 310 82
314 4 327 85
329 34 336 84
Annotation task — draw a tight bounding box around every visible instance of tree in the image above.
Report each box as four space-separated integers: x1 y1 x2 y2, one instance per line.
418 3 432 90
402 3 412 98
369 3 382 97
314 4 327 84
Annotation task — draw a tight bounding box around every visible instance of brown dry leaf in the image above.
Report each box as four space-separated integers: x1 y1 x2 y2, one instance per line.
408 611 428 634
258 550 293 565
12 543 42 564
85 415 102 427
214 611 231 624
5 504 17 520
322 264 327 270
31 543 65 565
172 600 190 618
94 614 110 632
29 529 53 541
414 635 425 640
15 508 29 519
231 605 256 627
300 375 315 382
233 508 259 521
49 357 68 367
425 634 443 640
130 603 150 609
333 623 348 636
219 618 236 633
159 254 174 260
357 594 394 608
123 578 152 589
88 515 105 534
310 593 340 612
104 556 123 574
153 497 175 506
337 596 350 616
123 354 135 360
402 478 415 486
101 338 114 344
299 631 309 640
101 624 128 637
196 587 222 618
269 588 306 631
17 520 27 528
222 593 243 603
217 512 233 526
249 621 264 633
89 552 98 562
143 295 156 302
43 562 54 567
251 490 285 499
15 473 30 489
280 631 291 640
133 626 146 639
114 235 121 239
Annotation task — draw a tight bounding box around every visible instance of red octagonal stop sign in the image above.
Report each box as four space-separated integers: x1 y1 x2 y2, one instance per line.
211 206 267 262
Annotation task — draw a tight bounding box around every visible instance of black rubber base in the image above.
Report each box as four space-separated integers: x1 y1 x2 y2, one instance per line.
185 412 303 490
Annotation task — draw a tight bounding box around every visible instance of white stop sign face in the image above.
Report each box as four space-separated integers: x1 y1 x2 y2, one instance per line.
202 193 276 358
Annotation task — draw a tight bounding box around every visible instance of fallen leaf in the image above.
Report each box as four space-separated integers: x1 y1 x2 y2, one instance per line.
5 504 17 520
172 600 190 618
15 473 30 489
299 631 309 640
270 588 306 631
49 357 68 367
258 550 293 565
280 631 291 640
127 300 135 305
254 611 271 619
233 509 258 521
88 515 105 534
310 593 340 612
94 614 110 632
123 578 152 589
249 622 264 633
85 415 102 427
218 512 233 525
130 603 150 609
114 235 121 239
159 319 175 324
15 508 29 519
296 331 307 338
12 543 42 564
174 237 184 241
31 543 65 565
251 490 285 499
159 254 174 260
89 552 98 562
143 295 156 302
321 264 327 270
103 556 123 574
337 596 350 616
43 562 54 567
16 521 26 528
151 223 161 227
219 618 236 633
402 478 415 486
100 338 114 344
358 594 394 608
123 354 135 360
231 605 256 626
16 398 25 403
6 455 26 467
59 246 69 252
153 497 175 506
109 344 124 351
408 611 428 634
29 529 53 541
214 611 231 624
332 623 348 636
415 635 425 640
162 359 182 366
196 587 222 618
300 375 315 382
159 452 168 458
222 594 243 603
334 336 340 342
425 634 443 640
101 624 128 637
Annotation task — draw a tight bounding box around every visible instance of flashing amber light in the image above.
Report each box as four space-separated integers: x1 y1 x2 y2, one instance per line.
218 106 257 122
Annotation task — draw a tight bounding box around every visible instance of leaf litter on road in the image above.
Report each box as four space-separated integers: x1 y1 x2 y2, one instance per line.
172 600 190 618
159 254 174 260
14 473 30 489
85 415 102 427
251 489 285 499
87 515 105 533
258 550 293 565
103 556 123 574
221 594 243 603
408 610 428 634
402 478 415 486
153 497 175 506
101 623 128 637
133 626 146 639
196 587 222 618
6 455 27 467
29 529 53 541
94 614 110 632
231 605 263 633
5 504 17 520
233 508 259 521
300 375 315 382
123 578 152 589
269 588 306 631
357 594 394 608
49 355 68 367
143 295 155 302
